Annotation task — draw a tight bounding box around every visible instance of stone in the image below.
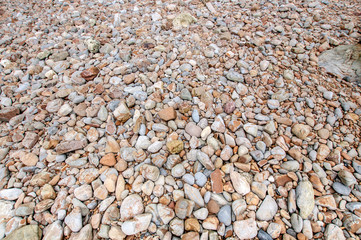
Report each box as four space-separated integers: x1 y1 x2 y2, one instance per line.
292 124 311 140
196 151 215 170
173 12 196 28
100 153 116 166
243 123 258 137
296 181 315 219
120 194 144 220
175 198 194 219
338 169 357 186
218 205 232 226
121 213 152 235
65 207 83 232
43 221 63 240
324 224 345 240
166 140 184 154
56 140 87 154
3 225 42 240
317 144 330 161
230 171 250 195
113 102 131 123
185 122 202 137
0 188 23 200
211 115 226 133
74 184 93 201
20 153 38 166
234 218 258 239
0 107 19 121
315 195 337 210
332 182 351 195
210 169 223 193
256 195 278 221
158 107 176 121
157 204 175 225
169 218 184 236
80 67 99 81
85 38 100 53
22 132 39 148
184 184 204 207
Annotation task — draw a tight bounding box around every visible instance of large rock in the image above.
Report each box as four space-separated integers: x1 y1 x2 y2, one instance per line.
56 140 87 154
318 44 361 82
324 224 345 240
43 221 63 240
4 225 42 240
184 184 204 207
0 107 19 121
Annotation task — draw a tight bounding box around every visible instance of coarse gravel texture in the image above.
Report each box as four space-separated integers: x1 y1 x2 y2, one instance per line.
0 0 361 239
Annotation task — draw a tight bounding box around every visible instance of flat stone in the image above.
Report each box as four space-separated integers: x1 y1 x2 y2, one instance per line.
0 188 23 200
121 213 152 235
0 107 19 121
158 107 176 121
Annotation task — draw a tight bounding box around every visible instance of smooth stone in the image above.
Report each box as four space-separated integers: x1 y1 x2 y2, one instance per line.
296 181 315 219
256 195 278 221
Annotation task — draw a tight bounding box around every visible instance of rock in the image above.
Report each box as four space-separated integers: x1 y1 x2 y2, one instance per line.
3 225 42 240
185 122 202 137
69 224 92 240
0 188 23 200
256 195 278 221
22 132 39 148
74 184 93 201
0 200 14 219
158 107 176 121
332 182 351 195
292 124 311 140
56 140 87 154
100 153 116 166
20 153 38 166
338 169 357 186
210 169 223 193
318 44 361 81
184 184 204 207
43 221 63 240
258 229 273 240
317 144 330 161
80 67 99 81
315 195 337 210
234 218 258 239
169 218 184 236
65 207 83 232
226 71 244 82
296 181 315 219
120 194 144 220
175 198 194 219
243 123 258 137
121 213 152 235
196 151 215 170
141 164 160 181
224 101 236 114
0 107 19 121
218 205 232 226
166 140 184 154
267 222 281 239
343 213 361 234
230 171 250 195
211 115 226 133
85 38 100 53
113 102 131 123
324 224 345 240
157 204 175 225
173 13 196 28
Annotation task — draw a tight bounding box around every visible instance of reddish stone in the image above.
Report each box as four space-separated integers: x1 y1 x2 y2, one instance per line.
158 107 177 121
0 107 19 121
275 174 292 187
223 101 236 114
56 140 87 154
80 66 100 81
210 169 223 193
